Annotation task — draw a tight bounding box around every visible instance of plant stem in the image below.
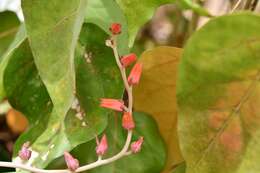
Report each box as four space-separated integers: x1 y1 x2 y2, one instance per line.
0 162 69 173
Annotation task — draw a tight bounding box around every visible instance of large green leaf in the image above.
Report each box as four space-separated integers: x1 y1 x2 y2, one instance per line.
177 13 260 173
85 0 129 54
21 0 88 168
0 25 26 101
0 11 20 58
3 40 53 156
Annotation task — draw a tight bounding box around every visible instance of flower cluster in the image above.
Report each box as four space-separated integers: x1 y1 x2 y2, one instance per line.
17 22 144 173
99 22 144 156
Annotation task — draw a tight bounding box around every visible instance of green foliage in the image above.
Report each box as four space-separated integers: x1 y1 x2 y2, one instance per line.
3 23 124 172
4 40 53 157
177 13 260 173
2 1 258 173
0 25 26 101
0 11 20 57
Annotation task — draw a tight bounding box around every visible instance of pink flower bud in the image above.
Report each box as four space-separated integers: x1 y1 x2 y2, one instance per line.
120 53 137 67
109 23 121 35
96 134 108 156
64 151 79 172
131 137 144 153
128 63 142 85
18 142 31 161
122 112 135 130
100 98 124 111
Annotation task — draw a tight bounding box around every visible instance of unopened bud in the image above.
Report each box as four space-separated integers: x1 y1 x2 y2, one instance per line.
128 62 142 85
109 23 121 35
120 53 137 67
64 151 79 172
96 134 108 156
100 98 124 111
122 112 135 130
131 137 144 153
18 142 32 161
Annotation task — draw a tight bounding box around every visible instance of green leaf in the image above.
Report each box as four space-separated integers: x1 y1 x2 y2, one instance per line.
85 0 129 54
18 0 88 168
177 12 260 173
115 0 176 47
3 40 53 159
0 11 20 58
0 25 26 101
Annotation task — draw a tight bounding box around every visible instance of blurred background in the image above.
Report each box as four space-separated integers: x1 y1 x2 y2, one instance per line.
0 0 259 172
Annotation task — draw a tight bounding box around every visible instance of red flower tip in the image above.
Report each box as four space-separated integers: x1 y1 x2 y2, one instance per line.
109 23 121 35
128 62 142 85
96 134 108 156
120 53 137 67
131 137 144 154
18 142 32 161
100 98 124 111
122 112 135 130
64 151 79 171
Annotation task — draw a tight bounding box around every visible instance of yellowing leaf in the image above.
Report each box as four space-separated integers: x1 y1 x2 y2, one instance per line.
177 13 260 173
133 46 183 172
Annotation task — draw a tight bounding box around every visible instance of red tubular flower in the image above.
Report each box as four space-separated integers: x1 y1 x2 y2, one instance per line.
96 134 108 156
18 142 32 161
122 112 135 130
131 137 144 153
100 98 124 111
64 151 79 171
120 53 137 67
128 62 142 85
109 23 121 35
